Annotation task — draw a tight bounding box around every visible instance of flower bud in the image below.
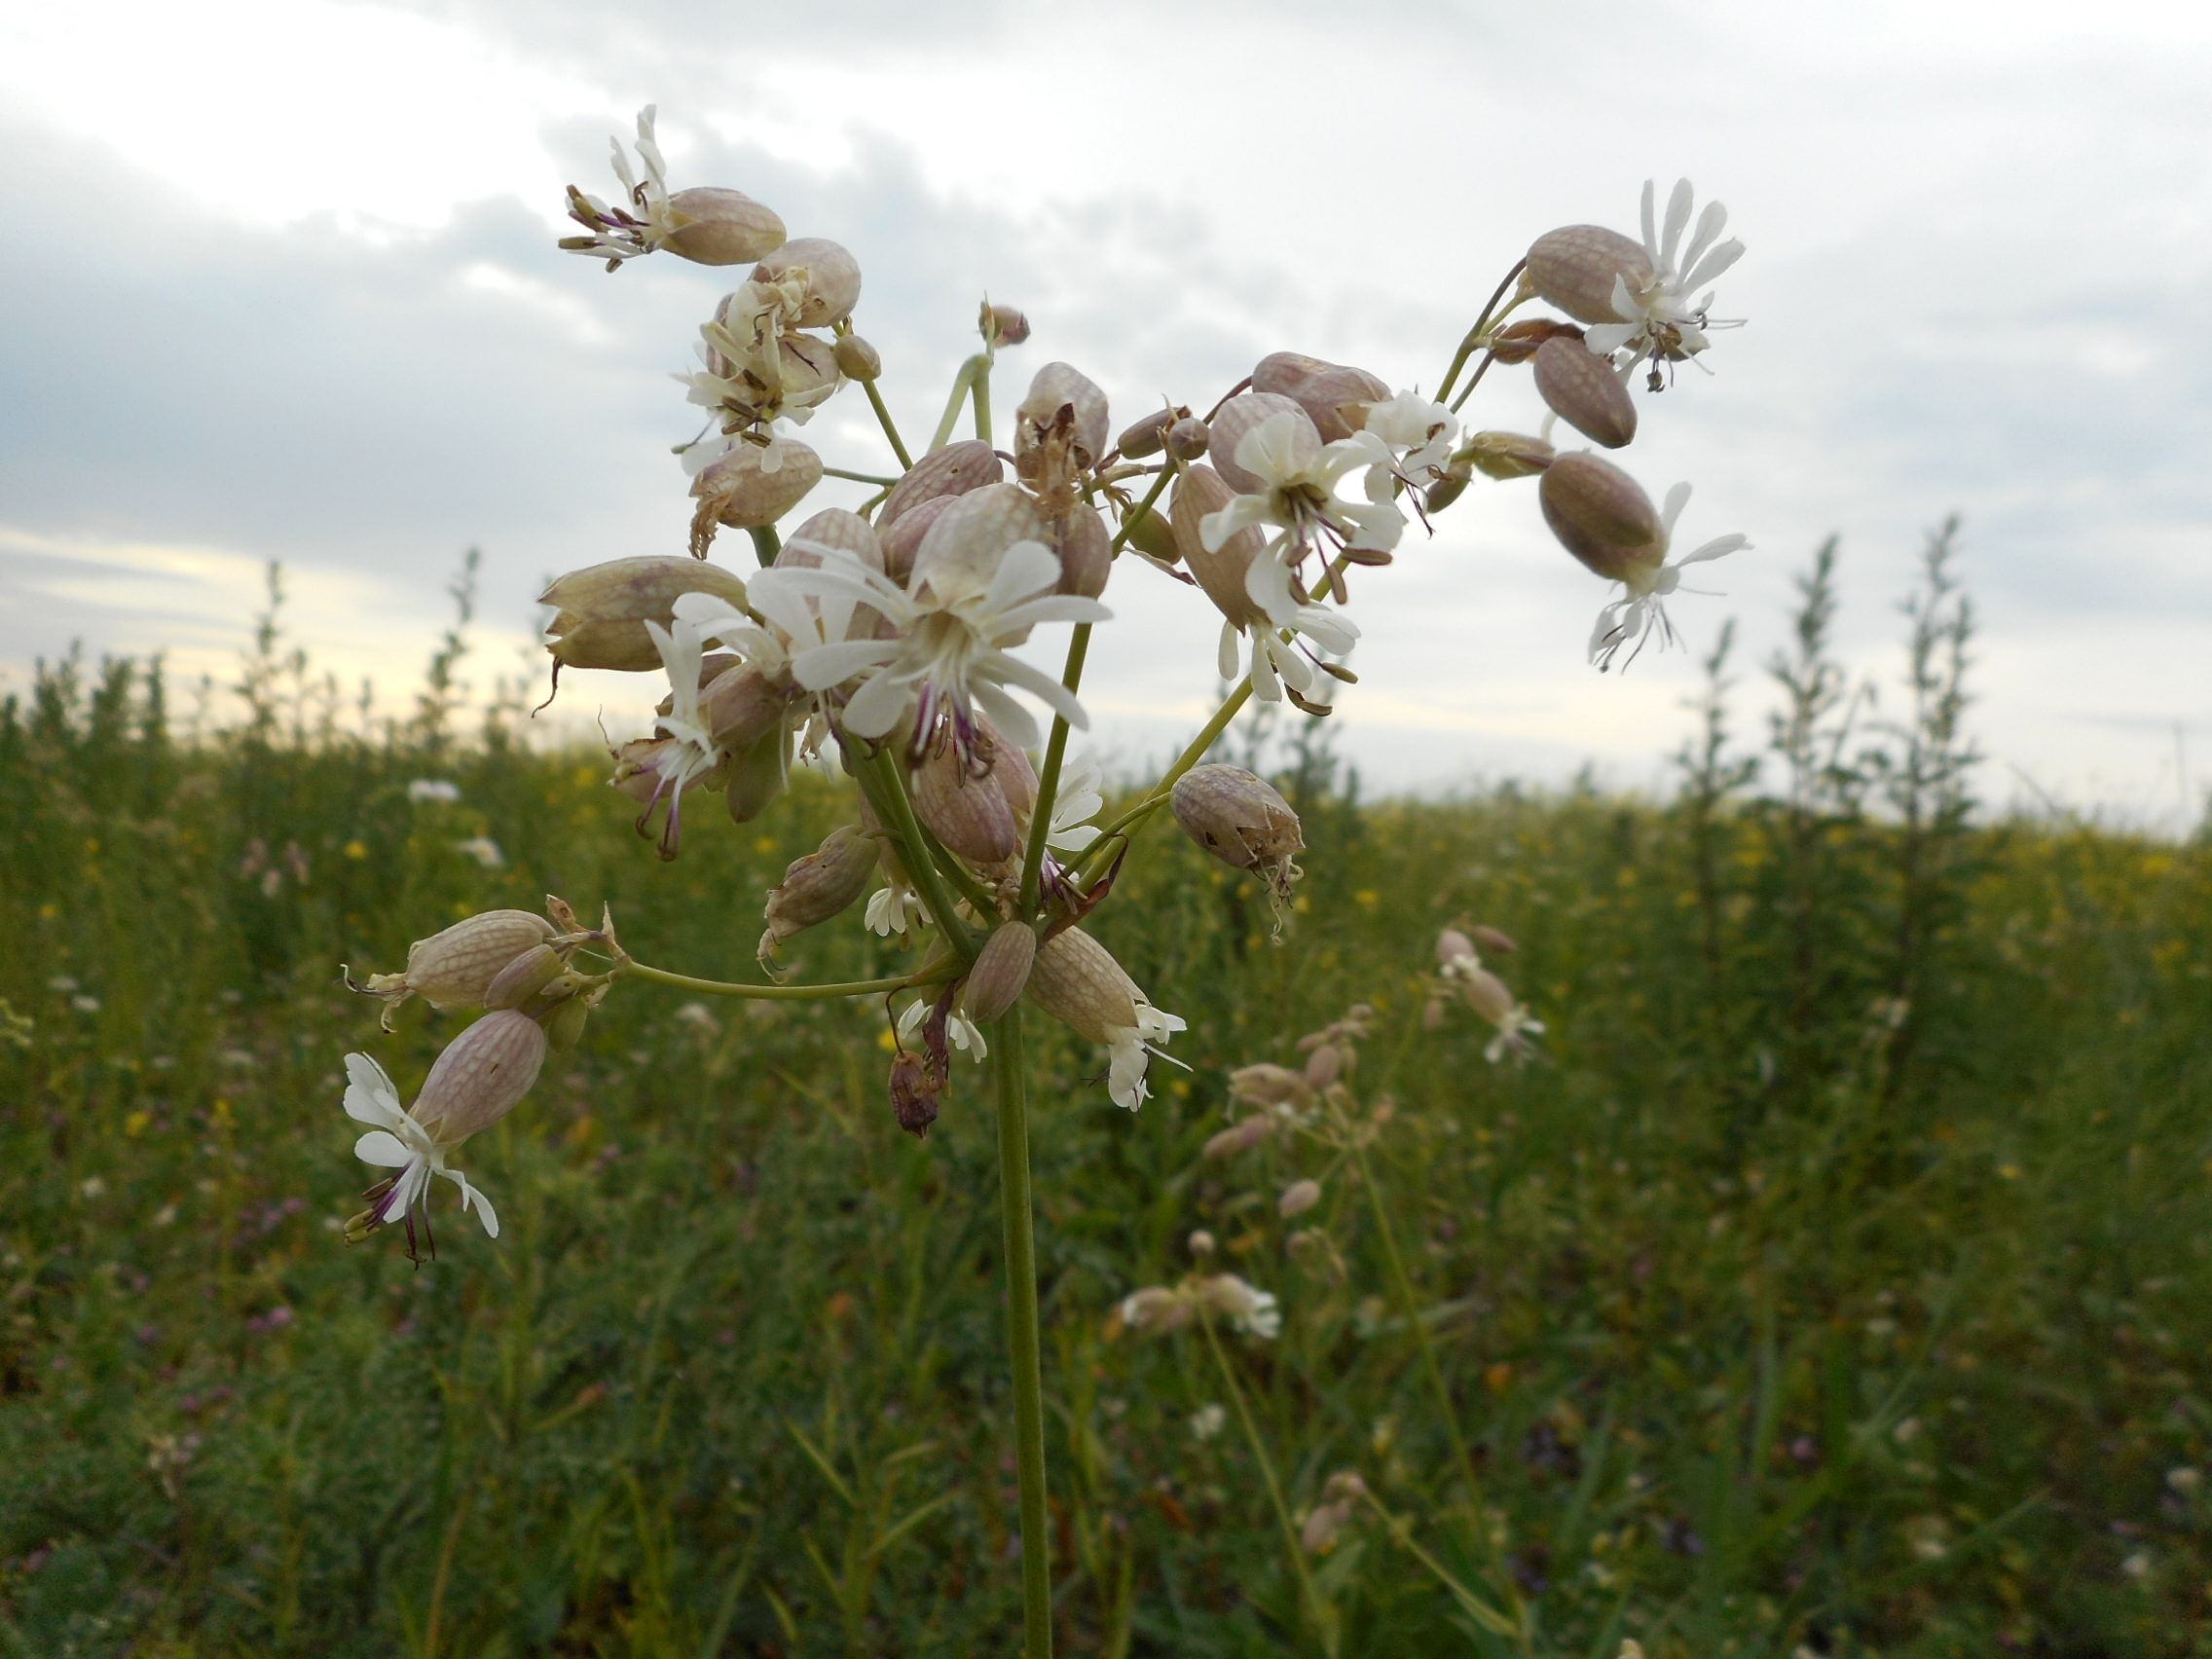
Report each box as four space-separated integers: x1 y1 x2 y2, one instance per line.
1202 1115 1274 1159
878 438 1004 529
1170 465 1267 627
1053 504 1112 600
911 745 1021 864
1015 362 1111 471
1120 503 1179 566
889 1050 940 1138
759 825 877 961
1487 316 1586 365
980 304 1030 347
483 943 568 1013
689 440 824 554
350 909 557 1030
1024 927 1140 1044
1462 431 1556 481
1170 765 1304 902
1462 968 1518 1027
1188 1229 1217 1258
1538 453 1664 583
1437 928 1478 970
540 558 752 673
1166 417 1212 461
659 186 786 266
542 997 593 1054
1525 225 1653 325
1251 352 1390 443
1207 393 1312 495
750 237 862 327
1532 338 1637 449
1278 1178 1322 1218
1473 924 1518 955
1426 475 1468 513
1116 404 1187 460
832 333 882 381
410 1010 548 1146
961 921 1038 1024
724 721 791 825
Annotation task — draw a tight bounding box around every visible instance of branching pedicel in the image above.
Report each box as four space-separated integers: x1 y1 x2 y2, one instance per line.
336 107 1751 1654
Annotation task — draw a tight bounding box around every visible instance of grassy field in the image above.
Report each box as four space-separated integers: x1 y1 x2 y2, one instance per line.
4 550 2210 1657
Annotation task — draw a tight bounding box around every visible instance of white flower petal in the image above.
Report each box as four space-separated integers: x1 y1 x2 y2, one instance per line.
840 666 916 738
353 1129 415 1168
789 639 901 690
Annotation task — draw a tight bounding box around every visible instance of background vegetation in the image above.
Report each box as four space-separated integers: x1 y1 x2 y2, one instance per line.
3 536 2209 1658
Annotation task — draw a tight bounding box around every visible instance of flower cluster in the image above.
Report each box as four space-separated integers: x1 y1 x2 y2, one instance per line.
1424 924 1546 1061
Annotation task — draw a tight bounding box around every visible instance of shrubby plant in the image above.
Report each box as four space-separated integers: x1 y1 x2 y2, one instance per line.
341 106 1752 1653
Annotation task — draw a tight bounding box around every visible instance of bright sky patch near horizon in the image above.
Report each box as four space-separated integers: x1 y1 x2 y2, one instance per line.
1 0 2205 826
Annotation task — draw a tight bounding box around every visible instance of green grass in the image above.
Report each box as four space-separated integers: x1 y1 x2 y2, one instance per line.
4 564 2211 1657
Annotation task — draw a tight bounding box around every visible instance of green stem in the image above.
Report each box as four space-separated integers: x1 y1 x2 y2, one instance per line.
1074 682 1253 886
973 358 993 444
1350 1136 1529 1643
1017 623 1092 915
1354 1490 1520 1641
929 353 990 453
824 465 902 487
1108 464 1176 556
861 380 914 470
859 748 980 961
747 525 781 570
992 1012 1053 1658
615 961 937 1000
1434 258 1529 405
1201 1313 1335 1654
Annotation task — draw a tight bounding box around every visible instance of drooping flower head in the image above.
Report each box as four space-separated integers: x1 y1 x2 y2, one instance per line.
1581 179 1746 381
610 619 734 860
562 107 786 272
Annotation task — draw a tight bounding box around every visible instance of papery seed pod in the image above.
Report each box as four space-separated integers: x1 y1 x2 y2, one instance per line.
1533 338 1637 449
659 186 786 266
410 1010 548 1146
783 506 886 570
1024 927 1141 1044
1421 997 1450 1032
484 944 568 1013
701 663 789 752
877 493 953 586
1207 393 1313 495
1251 351 1390 443
1166 417 1212 461
1117 404 1187 460
689 441 824 554
1119 1285 1191 1334
1170 765 1304 903
911 745 1021 863
1053 504 1113 599
1463 431 1556 481
1202 1115 1274 1159
889 1050 940 1138
832 334 882 381
983 724 1039 825
1229 1063 1310 1107
1487 316 1587 365
1188 1229 1217 1258
723 721 792 825
878 438 1004 528
1473 924 1518 955
750 237 862 327
1525 224 1653 325
1015 362 1110 470
961 921 1038 1024
1120 504 1178 566
759 825 877 961
1437 928 1478 970
351 909 558 1030
1278 1179 1322 1218
1538 453 1665 583
1170 465 1267 627
980 304 1031 347
911 485 1052 616
540 558 752 673
1304 1044 1342 1090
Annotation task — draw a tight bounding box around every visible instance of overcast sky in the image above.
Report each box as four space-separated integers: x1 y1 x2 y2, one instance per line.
2 0 2206 824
